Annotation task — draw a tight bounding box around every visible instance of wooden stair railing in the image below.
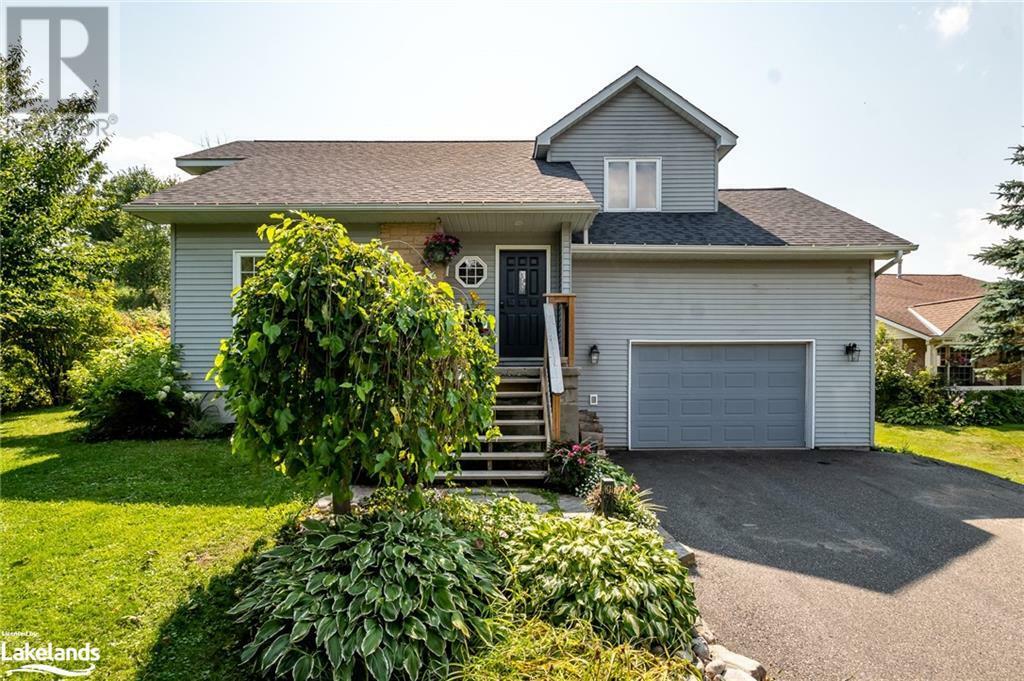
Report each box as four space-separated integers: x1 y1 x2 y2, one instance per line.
542 298 573 441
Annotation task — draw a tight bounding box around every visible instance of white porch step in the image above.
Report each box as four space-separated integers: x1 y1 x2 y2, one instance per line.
437 470 547 481
494 419 545 426
480 434 547 443
459 451 547 460
498 377 540 384
496 391 542 398
492 404 544 411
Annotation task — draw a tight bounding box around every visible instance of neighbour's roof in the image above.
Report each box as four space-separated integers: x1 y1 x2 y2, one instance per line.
875 274 987 336
576 189 914 248
132 141 597 206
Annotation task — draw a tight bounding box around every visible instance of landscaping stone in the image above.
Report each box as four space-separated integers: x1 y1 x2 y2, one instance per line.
705 659 728 679
720 669 758 681
691 635 710 662
693 616 717 644
657 524 697 566
709 645 766 681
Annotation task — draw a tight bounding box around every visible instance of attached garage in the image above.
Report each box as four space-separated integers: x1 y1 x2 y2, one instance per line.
629 342 812 449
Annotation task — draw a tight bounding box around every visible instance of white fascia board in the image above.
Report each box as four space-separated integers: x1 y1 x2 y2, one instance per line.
907 307 944 336
572 243 917 259
534 66 738 158
875 316 932 340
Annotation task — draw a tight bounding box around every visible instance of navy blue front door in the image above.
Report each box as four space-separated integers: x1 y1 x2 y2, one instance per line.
499 250 546 358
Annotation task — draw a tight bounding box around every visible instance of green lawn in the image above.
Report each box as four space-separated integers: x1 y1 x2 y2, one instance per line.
0 409 308 680
875 422 1024 484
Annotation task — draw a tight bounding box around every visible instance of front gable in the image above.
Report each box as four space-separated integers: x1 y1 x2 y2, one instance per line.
537 67 736 214
546 84 720 212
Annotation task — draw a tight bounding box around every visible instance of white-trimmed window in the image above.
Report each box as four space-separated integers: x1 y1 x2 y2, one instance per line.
454 255 487 288
233 250 266 290
603 158 661 211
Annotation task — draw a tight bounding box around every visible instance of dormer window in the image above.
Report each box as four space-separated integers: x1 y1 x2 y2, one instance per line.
604 158 661 212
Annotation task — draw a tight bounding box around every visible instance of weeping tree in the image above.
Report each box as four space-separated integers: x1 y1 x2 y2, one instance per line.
965 145 1024 381
213 212 499 514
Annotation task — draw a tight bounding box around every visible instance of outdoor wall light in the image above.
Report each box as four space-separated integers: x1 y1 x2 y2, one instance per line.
845 343 861 362
589 345 600 365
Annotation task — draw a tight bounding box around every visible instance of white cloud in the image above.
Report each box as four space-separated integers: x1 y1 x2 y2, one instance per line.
103 131 199 180
939 205 1005 280
931 3 971 40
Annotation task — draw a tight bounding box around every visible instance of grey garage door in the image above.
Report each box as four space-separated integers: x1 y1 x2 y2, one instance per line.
630 343 807 448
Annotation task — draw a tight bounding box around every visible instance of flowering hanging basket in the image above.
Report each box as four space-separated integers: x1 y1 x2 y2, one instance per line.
423 233 461 265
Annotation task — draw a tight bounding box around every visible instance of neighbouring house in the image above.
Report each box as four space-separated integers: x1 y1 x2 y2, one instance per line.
127 66 915 465
875 274 1022 388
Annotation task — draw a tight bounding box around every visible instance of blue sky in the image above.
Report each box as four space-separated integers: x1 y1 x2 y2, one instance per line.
32 1 1024 277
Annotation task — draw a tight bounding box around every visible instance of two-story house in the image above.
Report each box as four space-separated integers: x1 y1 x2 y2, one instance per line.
127 66 915 474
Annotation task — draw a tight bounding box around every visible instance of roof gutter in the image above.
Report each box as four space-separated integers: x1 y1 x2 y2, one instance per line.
125 201 601 215
572 243 918 259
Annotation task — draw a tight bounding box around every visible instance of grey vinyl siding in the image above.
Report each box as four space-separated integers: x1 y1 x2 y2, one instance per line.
449 231 561 316
547 85 718 212
173 223 378 391
573 259 874 448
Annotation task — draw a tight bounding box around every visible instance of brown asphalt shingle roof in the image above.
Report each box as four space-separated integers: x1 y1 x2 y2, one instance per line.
130 141 913 250
133 141 597 206
580 188 913 247
876 274 987 336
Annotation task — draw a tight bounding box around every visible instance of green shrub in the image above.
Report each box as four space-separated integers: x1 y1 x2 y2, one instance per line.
573 456 636 498
960 389 1024 425
230 509 502 680
0 345 51 411
505 515 697 651
877 403 947 426
456 617 701 681
68 332 191 440
585 484 661 529
3 285 119 404
213 212 498 514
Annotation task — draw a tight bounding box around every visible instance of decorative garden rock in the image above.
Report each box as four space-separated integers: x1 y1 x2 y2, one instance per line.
691 634 711 662
708 645 766 681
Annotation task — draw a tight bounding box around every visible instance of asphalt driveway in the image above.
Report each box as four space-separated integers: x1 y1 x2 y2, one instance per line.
618 448 1024 680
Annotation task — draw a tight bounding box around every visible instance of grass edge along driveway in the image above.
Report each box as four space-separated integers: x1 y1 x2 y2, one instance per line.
0 408 307 680
875 422 1024 484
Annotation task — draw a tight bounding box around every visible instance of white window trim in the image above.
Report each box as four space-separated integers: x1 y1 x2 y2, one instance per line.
232 249 267 292
454 255 488 288
603 157 662 212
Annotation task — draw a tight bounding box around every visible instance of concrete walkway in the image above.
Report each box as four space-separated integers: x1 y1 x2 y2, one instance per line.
619 448 1024 681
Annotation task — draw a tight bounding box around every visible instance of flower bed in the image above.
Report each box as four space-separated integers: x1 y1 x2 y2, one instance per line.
230 489 703 681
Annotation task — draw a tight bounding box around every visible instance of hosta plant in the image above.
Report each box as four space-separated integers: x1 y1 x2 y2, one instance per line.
230 509 502 680
505 515 698 651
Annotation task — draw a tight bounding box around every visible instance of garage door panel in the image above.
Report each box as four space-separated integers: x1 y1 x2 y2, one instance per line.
724 346 757 361
637 372 669 389
680 399 712 415
631 343 806 448
681 372 712 388
724 372 756 388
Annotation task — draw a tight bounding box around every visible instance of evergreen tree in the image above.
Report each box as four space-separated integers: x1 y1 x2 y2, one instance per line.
966 145 1024 380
